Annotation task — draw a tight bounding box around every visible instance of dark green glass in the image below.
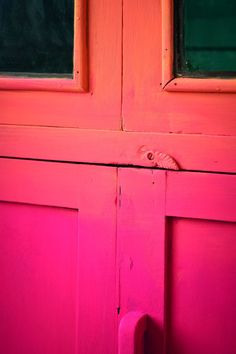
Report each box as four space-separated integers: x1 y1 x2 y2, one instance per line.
175 0 236 77
0 0 74 77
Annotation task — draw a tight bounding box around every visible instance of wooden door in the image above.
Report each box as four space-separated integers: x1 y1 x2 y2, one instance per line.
0 1 236 354
118 168 236 354
1 1 235 174
123 0 236 173
0 158 117 354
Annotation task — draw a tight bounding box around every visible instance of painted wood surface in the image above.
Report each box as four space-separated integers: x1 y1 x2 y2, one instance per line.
0 158 117 354
161 0 236 92
0 0 122 129
0 0 235 172
0 203 78 354
123 0 236 136
0 1 236 353
117 169 166 354
1 125 236 173
118 168 236 354
118 312 147 354
1 159 236 353
0 0 88 92
166 171 236 222
166 218 236 354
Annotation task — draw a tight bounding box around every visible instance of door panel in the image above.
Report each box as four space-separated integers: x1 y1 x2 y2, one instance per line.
123 0 236 171
0 203 78 354
123 0 236 134
167 218 236 354
0 0 122 129
0 158 117 354
122 0 236 173
1 163 236 354
0 0 235 173
118 168 236 354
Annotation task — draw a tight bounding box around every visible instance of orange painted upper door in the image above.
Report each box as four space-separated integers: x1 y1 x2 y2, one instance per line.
0 0 122 130
0 0 235 173
0 158 117 354
123 0 236 172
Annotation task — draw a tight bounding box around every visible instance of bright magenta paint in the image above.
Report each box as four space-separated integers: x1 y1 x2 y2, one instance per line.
0 203 78 354
0 160 117 354
118 168 236 354
167 218 236 354
118 312 147 354
0 160 236 354
0 0 236 353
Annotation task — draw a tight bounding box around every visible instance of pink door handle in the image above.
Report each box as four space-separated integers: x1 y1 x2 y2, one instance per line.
118 312 147 354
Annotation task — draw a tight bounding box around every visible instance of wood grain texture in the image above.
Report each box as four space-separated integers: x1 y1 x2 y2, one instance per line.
1 125 236 173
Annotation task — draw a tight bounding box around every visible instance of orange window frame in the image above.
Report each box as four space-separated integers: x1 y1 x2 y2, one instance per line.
162 0 236 93
0 0 87 92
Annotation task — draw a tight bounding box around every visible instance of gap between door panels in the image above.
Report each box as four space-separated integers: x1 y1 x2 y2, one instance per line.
0 156 235 176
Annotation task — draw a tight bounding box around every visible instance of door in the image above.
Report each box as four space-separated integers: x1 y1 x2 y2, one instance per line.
118 168 236 354
123 0 236 173
0 158 117 354
1 161 235 354
1 0 235 174
0 1 236 354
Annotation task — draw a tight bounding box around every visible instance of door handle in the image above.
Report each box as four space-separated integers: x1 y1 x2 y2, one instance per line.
118 312 147 354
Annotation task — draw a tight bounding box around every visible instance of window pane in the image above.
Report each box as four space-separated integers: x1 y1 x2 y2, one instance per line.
0 0 74 77
175 0 236 77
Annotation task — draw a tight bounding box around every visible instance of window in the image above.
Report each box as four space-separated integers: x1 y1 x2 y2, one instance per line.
175 0 236 77
0 0 87 91
162 0 236 92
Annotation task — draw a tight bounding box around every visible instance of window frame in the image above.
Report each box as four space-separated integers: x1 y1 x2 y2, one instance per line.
0 0 88 92
162 0 236 93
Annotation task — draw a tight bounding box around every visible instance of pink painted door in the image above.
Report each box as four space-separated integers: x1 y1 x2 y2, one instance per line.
0 1 236 354
1 164 236 354
118 168 236 354
0 158 117 354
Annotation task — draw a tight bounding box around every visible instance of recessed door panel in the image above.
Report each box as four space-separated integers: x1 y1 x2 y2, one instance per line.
166 218 236 354
0 202 78 354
